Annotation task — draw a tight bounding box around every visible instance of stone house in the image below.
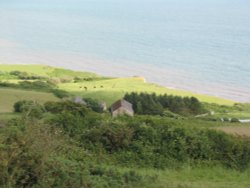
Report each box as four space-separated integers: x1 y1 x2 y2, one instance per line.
111 99 134 117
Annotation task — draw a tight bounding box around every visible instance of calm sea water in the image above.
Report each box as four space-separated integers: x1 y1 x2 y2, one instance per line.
0 0 250 102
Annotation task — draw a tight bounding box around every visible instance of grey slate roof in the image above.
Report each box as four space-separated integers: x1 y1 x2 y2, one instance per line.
111 99 133 113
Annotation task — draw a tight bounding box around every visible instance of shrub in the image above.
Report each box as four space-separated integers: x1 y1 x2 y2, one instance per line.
19 81 55 90
83 98 103 113
51 89 70 98
9 71 44 80
14 100 29 113
44 101 89 115
13 100 45 119
47 77 61 85
231 118 240 123
83 122 134 152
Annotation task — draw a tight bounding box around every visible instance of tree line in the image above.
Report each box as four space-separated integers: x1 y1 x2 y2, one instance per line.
124 92 206 116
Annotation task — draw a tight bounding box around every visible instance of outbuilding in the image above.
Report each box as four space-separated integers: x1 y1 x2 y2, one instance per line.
111 99 134 117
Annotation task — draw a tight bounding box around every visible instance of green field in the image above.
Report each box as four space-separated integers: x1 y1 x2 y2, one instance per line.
216 125 250 137
137 167 250 188
0 88 59 113
1 64 235 106
58 77 235 106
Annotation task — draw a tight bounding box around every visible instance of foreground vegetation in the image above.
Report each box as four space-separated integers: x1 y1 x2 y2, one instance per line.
0 100 250 187
1 64 250 187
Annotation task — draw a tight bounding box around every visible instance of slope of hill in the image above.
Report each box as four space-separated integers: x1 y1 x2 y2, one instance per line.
0 64 235 106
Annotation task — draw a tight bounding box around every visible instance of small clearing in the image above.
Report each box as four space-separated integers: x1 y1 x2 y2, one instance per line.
216 125 250 137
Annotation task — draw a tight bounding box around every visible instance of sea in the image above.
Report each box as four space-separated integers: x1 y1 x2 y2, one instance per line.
0 0 250 102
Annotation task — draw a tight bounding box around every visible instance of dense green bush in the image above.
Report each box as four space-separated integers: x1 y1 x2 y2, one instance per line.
9 71 44 80
14 100 32 112
0 81 16 87
44 101 101 137
2 100 249 187
83 122 134 152
14 100 45 119
0 80 69 99
83 98 104 113
231 118 240 123
44 101 89 115
51 89 70 98
12 100 250 171
75 116 249 170
0 121 152 188
19 81 55 90
0 80 59 93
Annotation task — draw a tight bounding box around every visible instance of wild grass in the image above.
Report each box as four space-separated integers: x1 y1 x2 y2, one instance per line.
0 113 20 121
100 165 250 188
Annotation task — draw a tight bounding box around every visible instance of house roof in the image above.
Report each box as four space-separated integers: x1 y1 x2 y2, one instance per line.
111 99 133 112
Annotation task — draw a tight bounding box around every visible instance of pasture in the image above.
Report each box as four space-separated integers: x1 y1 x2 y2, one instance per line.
216 125 250 137
0 88 59 113
58 77 235 106
1 64 235 106
136 167 250 188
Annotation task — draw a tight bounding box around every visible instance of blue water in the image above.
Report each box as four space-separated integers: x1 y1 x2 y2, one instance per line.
0 0 250 101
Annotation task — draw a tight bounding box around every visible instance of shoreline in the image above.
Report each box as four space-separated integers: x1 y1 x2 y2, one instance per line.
0 37 249 103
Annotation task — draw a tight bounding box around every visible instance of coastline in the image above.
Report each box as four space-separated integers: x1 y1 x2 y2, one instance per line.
0 0 250 104
0 61 246 104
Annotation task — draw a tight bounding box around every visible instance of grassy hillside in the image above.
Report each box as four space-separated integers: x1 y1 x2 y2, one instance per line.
0 64 97 81
1 64 234 106
0 64 54 76
0 88 59 113
58 77 235 106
